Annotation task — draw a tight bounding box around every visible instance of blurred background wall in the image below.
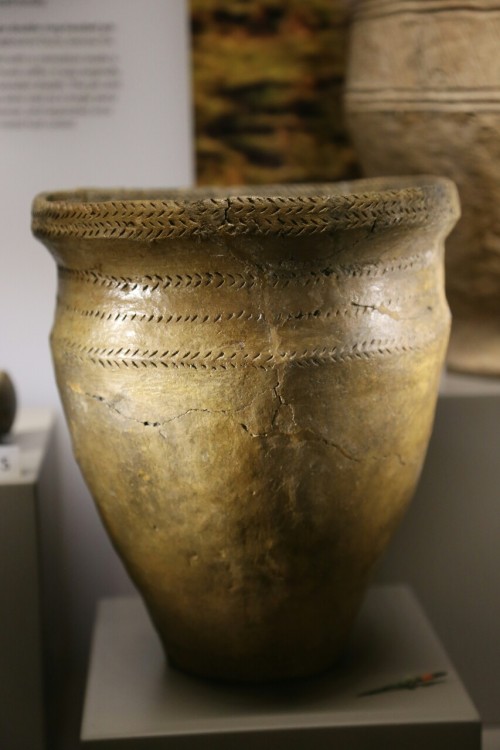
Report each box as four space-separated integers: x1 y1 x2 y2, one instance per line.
0 1 192 745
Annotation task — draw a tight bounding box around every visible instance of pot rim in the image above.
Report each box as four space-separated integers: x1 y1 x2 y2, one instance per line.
32 175 459 242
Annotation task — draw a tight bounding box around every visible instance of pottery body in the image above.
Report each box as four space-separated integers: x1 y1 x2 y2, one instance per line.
345 0 500 374
33 178 458 681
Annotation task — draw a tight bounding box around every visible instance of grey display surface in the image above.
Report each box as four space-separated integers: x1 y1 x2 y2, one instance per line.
0 408 54 750
377 374 500 724
81 586 479 750
484 727 500 750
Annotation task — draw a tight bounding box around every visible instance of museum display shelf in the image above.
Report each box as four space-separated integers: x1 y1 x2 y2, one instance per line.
81 585 479 750
0 408 55 750
377 373 500 727
440 371 500 396
484 727 500 750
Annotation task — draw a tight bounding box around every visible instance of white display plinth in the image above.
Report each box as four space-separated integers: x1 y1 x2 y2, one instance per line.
0 408 55 750
81 586 480 749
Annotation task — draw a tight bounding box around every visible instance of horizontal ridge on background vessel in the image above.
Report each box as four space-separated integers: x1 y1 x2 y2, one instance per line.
355 0 500 20
346 87 500 113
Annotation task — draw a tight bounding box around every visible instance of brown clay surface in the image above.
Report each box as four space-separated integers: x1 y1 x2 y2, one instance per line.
32 177 458 681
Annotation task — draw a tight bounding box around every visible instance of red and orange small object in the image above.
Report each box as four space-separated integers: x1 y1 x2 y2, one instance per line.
358 671 448 697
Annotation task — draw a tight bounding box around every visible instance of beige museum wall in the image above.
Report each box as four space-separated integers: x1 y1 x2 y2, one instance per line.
0 0 193 741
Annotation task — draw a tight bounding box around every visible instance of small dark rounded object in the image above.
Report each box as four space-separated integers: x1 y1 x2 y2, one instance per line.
0 371 17 435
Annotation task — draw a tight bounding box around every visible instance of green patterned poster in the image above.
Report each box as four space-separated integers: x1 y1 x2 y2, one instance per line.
191 0 359 185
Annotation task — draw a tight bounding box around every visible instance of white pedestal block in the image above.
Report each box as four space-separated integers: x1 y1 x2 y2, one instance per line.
0 408 55 750
81 586 480 750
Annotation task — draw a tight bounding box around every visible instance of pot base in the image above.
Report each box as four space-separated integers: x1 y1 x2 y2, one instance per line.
146 576 365 683
166 648 346 685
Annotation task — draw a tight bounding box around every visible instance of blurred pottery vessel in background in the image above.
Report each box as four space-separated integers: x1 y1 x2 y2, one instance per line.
345 0 500 375
32 177 458 681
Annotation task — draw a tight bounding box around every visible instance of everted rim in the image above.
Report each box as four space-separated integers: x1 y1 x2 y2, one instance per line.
32 176 459 242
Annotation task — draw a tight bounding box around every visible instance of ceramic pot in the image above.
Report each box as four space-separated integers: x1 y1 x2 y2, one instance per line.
32 178 459 682
345 0 500 375
0 371 16 435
